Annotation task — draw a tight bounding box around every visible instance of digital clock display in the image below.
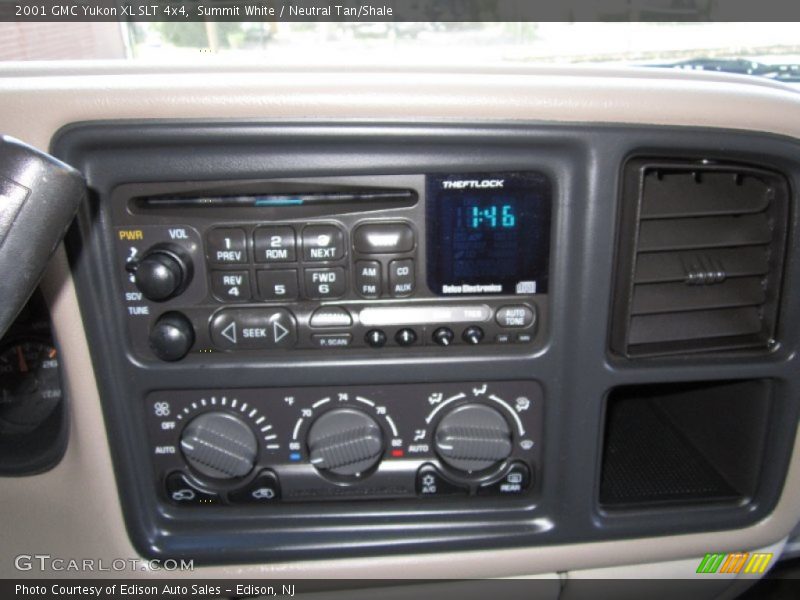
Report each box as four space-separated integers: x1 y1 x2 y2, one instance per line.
426 171 551 296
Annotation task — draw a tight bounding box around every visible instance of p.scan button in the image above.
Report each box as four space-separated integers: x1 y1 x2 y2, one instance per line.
210 308 297 350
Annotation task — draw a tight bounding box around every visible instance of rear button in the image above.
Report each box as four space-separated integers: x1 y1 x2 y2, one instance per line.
477 462 532 496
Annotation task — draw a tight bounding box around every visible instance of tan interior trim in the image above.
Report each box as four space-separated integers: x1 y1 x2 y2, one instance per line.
1 65 799 578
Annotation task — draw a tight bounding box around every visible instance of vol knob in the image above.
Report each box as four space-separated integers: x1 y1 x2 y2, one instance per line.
180 412 257 479
434 403 512 473
306 408 384 477
129 244 193 301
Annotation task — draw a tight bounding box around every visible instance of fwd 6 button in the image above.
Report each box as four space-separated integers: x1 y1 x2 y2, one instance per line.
210 308 297 350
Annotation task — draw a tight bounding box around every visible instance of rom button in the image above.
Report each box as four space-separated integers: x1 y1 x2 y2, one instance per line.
210 308 297 350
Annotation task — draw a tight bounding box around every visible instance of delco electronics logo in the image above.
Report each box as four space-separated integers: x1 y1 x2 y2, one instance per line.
442 179 504 189
696 552 773 574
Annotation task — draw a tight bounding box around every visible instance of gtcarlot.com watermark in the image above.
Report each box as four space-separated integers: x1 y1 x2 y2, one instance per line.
14 554 194 573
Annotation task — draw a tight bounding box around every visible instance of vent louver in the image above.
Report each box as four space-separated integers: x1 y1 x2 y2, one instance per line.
612 160 789 357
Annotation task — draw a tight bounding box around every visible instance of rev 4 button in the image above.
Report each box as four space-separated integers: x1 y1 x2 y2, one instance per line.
210 308 297 350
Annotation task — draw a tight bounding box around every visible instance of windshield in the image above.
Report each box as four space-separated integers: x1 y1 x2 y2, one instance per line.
1 22 797 72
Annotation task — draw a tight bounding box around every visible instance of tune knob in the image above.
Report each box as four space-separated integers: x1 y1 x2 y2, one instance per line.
180 411 257 479
434 403 512 473
129 244 193 301
306 408 384 477
149 312 194 361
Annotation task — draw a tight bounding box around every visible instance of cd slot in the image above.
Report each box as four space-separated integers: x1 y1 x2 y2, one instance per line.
134 189 417 210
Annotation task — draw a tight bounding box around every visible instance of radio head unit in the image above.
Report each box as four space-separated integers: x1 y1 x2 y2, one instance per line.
111 171 552 361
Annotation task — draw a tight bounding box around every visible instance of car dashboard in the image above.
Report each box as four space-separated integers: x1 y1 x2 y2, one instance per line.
0 64 799 591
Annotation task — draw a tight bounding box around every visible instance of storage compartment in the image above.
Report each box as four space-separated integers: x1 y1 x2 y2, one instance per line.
599 380 772 508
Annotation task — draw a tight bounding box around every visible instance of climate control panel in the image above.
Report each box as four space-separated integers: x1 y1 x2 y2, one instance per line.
146 380 542 505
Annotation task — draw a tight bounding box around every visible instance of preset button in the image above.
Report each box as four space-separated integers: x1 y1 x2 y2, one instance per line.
303 225 345 262
210 270 251 302
254 226 296 263
257 269 299 301
207 228 247 264
304 267 346 299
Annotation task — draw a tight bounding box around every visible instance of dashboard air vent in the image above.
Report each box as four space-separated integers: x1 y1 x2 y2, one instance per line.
612 159 789 357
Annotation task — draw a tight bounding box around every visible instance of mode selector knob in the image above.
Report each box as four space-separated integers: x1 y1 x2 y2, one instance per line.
129 244 193 302
306 408 384 477
434 403 512 473
180 412 257 480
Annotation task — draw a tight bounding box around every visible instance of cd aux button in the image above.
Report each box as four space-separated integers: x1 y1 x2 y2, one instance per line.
389 259 415 297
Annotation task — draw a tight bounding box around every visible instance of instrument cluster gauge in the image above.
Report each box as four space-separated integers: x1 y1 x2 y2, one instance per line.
0 338 63 435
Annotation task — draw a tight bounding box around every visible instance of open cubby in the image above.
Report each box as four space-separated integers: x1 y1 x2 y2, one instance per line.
600 380 772 509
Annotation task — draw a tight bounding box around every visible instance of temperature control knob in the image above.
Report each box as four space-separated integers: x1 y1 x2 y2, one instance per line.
306 408 384 477
180 412 257 480
434 403 512 473
129 244 193 302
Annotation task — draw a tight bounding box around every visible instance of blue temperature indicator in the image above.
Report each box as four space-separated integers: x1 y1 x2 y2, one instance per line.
469 204 516 229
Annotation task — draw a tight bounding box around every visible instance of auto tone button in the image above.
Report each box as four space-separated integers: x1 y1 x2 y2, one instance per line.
496 305 535 328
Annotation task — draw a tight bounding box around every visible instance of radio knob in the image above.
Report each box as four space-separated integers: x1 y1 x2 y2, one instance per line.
149 312 194 361
306 408 384 477
434 404 512 474
129 244 193 301
180 412 257 480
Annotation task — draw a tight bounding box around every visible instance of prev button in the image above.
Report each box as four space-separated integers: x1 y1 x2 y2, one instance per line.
210 308 297 350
